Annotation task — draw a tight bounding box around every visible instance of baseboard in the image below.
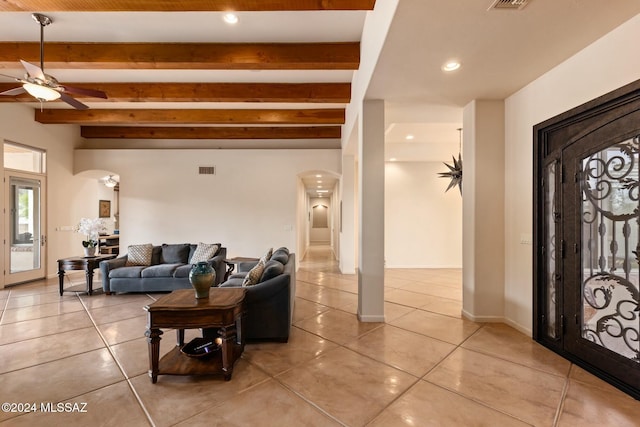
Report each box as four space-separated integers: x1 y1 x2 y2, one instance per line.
503 317 532 337
357 312 385 322
461 310 533 337
384 264 463 269
461 309 504 323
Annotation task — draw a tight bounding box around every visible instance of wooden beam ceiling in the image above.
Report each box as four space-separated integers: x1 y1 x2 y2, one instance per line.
0 82 351 103
0 0 376 12
35 108 345 125
0 42 360 70
81 126 341 139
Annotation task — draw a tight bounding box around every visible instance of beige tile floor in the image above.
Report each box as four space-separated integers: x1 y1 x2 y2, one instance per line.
0 245 638 426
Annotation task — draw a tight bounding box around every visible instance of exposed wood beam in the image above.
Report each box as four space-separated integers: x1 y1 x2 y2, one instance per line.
0 82 351 103
81 126 341 139
35 108 345 125
0 0 376 12
0 42 360 70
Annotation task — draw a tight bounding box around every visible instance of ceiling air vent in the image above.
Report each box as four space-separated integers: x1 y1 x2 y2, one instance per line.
198 166 216 175
488 0 529 10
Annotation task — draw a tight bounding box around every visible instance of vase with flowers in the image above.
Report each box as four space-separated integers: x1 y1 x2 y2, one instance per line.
76 217 107 257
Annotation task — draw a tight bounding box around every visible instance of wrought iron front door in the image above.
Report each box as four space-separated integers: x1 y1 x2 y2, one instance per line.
563 135 639 388
534 79 640 399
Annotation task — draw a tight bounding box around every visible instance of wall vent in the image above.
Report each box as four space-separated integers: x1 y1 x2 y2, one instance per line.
488 0 529 10
198 166 216 175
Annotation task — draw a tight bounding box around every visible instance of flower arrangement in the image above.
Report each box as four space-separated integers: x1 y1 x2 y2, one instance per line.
75 217 107 248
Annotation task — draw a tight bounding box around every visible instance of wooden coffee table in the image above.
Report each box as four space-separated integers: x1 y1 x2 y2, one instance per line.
144 287 246 383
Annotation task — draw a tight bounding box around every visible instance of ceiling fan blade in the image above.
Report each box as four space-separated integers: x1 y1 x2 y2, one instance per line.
20 60 46 81
0 87 27 96
61 85 108 99
0 73 23 83
60 93 89 110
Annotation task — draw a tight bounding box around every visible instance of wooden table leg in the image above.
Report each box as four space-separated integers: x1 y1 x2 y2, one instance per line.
219 324 236 381
145 328 163 383
85 268 94 296
58 269 65 296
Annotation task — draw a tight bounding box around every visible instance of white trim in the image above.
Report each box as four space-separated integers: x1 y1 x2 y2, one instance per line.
461 310 533 337
461 309 504 323
503 317 532 337
384 264 463 269
358 312 385 322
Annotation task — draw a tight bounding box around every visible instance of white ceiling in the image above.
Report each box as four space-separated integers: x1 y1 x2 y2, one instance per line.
1 2 639 197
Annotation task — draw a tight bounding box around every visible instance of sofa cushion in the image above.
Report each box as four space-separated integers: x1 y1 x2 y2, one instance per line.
126 244 153 266
242 260 265 286
270 249 289 264
189 243 220 264
221 277 244 287
109 266 146 278
161 244 190 264
173 264 193 278
260 260 284 283
141 264 183 278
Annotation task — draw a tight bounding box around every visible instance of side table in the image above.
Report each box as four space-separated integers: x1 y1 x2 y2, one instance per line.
223 257 259 281
58 254 116 296
144 287 246 383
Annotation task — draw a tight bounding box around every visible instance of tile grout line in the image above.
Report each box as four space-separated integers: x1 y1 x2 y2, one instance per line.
553 366 572 427
75 293 156 427
0 288 11 325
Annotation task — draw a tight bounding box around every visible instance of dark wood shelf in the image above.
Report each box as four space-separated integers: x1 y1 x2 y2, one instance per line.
158 343 242 377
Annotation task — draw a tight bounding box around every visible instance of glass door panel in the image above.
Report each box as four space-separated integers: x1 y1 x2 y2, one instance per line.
580 138 639 363
4 172 46 284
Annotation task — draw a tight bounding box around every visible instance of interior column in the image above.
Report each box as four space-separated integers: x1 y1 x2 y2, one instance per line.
462 99 505 322
357 99 385 322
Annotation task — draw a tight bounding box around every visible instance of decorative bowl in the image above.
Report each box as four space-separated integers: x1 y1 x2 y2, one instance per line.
180 337 221 358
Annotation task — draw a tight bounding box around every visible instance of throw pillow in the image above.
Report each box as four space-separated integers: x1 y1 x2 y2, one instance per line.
242 260 265 287
161 243 190 264
126 244 153 266
270 248 289 264
259 247 273 264
190 243 220 264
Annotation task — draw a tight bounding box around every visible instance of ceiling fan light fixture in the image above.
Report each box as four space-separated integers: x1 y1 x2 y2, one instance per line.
104 175 118 188
23 82 60 101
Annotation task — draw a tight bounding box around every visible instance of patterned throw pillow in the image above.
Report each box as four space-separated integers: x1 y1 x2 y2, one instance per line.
242 260 265 287
126 244 153 266
259 247 273 264
190 243 220 264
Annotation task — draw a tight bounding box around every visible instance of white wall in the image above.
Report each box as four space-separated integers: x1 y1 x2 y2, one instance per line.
75 148 340 259
0 104 105 284
385 161 462 268
504 14 640 333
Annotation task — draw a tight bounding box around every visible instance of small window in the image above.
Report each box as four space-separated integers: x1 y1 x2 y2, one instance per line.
4 141 46 173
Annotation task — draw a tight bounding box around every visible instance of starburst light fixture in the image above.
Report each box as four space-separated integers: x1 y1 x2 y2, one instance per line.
438 128 463 194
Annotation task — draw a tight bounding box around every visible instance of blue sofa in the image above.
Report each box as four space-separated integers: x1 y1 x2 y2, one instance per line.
219 248 295 342
100 243 227 294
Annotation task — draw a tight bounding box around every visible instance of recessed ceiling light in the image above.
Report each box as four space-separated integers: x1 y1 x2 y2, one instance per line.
223 13 238 24
315 174 322 178
405 134 414 140
317 180 322 183
389 158 397 162
442 60 461 72
317 185 322 188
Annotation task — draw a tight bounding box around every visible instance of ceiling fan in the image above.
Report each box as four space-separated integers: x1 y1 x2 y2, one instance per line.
0 13 107 110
